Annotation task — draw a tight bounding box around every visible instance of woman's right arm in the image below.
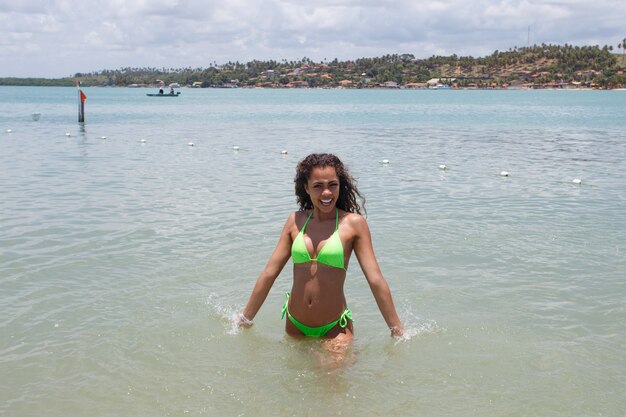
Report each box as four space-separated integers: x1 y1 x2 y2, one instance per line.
239 213 295 325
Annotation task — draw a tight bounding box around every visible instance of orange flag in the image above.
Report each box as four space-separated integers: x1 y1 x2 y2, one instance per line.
80 90 87 103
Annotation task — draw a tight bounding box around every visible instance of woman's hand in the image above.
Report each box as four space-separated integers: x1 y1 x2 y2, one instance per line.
390 325 404 338
237 313 254 328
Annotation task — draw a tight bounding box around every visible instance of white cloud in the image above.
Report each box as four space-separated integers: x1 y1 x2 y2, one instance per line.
0 0 624 77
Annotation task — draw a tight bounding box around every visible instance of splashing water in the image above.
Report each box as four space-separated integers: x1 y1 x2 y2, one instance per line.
394 304 443 344
206 293 243 335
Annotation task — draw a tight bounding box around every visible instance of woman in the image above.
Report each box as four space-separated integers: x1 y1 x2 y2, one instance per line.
238 153 404 343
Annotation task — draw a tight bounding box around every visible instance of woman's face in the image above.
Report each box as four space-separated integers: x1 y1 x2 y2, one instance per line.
304 166 340 213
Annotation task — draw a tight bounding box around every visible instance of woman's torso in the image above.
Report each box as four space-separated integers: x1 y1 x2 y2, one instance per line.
288 209 355 327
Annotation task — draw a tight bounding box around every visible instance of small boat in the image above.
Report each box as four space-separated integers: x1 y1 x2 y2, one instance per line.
146 92 181 97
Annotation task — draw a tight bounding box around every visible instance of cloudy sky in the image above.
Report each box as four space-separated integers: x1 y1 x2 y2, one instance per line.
1 0 625 78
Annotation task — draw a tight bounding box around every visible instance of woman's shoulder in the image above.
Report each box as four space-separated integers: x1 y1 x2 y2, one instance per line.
279 211 302 238
287 210 309 228
284 211 299 225
290 210 309 221
339 210 368 230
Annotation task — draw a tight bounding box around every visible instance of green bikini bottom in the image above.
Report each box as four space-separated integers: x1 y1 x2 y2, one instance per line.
281 292 353 337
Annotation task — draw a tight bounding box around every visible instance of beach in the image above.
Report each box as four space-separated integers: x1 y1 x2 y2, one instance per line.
1 86 625 416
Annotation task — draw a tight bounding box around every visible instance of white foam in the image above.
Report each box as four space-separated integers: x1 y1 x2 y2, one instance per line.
227 313 243 335
394 319 442 344
393 305 444 344
206 293 242 335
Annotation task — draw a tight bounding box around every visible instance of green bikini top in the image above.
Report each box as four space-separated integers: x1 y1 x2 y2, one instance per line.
291 209 345 270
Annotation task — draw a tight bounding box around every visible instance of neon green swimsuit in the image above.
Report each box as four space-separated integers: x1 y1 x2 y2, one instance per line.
285 209 353 337
291 209 345 270
282 292 353 337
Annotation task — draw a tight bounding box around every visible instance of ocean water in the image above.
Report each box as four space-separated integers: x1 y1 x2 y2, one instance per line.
1 86 625 416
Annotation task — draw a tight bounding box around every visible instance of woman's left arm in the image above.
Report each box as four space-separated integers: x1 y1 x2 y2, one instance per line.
351 215 404 337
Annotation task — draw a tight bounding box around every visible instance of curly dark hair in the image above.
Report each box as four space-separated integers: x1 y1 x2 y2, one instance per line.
294 153 365 214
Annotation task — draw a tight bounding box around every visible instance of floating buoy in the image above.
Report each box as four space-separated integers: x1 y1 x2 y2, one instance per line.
6 129 12 133
281 150 288 155
381 159 390 164
140 139 147 143
65 133 71 137
188 142 195 147
101 136 107 140
500 171 509 177
438 164 447 170
233 146 240 150
572 178 582 185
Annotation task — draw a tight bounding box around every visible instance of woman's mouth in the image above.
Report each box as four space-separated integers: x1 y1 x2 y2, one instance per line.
320 198 333 206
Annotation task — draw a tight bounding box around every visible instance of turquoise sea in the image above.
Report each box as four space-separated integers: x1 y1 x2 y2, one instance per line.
1 86 625 416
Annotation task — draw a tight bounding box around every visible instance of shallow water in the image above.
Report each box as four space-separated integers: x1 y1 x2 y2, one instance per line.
1 87 625 416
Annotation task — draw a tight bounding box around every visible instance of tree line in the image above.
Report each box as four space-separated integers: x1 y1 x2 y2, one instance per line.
1 43 625 88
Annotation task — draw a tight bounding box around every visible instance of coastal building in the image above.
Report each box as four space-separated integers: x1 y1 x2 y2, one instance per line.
286 80 309 88
405 82 427 89
220 80 239 88
381 81 399 88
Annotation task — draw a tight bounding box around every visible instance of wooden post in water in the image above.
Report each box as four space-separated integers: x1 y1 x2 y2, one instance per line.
77 81 86 123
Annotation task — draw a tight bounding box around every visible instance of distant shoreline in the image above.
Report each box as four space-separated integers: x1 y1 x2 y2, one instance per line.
0 84 622 91
2 44 625 89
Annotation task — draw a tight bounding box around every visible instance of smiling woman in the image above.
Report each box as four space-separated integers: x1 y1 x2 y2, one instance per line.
238 153 404 357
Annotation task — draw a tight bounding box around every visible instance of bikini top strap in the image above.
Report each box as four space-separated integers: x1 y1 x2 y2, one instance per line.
301 211 313 233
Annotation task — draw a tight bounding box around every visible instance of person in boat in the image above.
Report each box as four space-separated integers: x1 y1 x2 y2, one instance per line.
169 87 175 95
238 153 404 347
158 86 164 94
